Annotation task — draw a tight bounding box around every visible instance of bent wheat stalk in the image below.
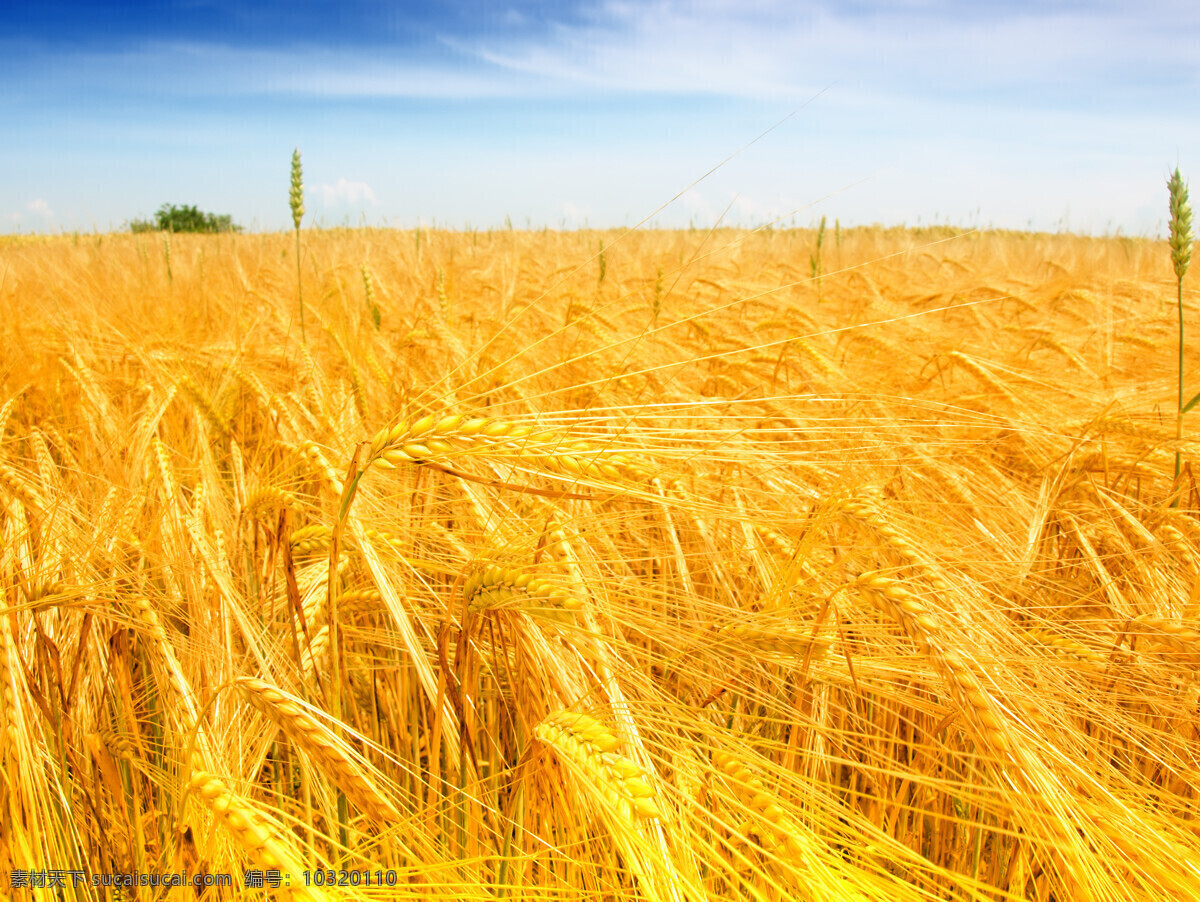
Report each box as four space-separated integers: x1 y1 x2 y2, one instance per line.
535 710 662 822
235 676 400 824
187 768 327 902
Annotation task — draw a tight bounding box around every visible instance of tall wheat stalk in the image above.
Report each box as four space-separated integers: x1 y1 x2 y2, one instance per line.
291 148 306 344
810 214 826 301
1169 168 1194 491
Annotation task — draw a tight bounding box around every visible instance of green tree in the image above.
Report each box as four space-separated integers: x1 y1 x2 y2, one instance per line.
129 204 241 234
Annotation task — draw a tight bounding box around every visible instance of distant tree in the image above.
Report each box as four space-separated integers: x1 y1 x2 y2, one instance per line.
128 204 241 234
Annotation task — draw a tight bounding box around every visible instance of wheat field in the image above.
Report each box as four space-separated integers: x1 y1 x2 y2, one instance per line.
1 223 1198 900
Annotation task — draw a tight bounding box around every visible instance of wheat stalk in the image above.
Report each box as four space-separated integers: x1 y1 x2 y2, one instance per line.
290 524 332 556
852 571 1012 757
187 768 327 901
290 148 306 345
361 264 381 330
244 486 295 519
235 677 400 824
535 710 661 821
1169 168 1195 488
463 564 583 615
367 413 651 482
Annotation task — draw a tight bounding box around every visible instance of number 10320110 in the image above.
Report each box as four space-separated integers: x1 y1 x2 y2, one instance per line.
303 870 399 887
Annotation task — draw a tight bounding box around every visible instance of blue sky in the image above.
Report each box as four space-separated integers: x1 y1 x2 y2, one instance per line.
2 1 1198 235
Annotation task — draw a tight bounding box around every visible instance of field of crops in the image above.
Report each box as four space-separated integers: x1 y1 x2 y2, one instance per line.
1 223 1198 900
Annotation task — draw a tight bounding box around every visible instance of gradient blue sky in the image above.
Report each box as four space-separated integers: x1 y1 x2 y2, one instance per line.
2 1 1197 235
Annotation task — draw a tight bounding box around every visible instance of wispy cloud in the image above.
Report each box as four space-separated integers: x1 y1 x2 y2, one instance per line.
8 2 1195 105
8 198 54 224
676 187 718 225
447 0 1199 107
559 201 592 227
312 178 377 207
1 41 535 100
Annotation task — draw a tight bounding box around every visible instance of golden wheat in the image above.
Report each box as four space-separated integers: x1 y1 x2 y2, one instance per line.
235 677 400 824
187 769 327 901
535 710 661 822
462 563 583 615
852 571 1012 756
5 224 1199 900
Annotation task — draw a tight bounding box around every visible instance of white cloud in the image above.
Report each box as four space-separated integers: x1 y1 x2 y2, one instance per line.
269 59 531 99
451 0 1199 105
677 187 717 225
12 5 1197 106
312 178 378 207
45 42 556 100
560 201 592 227
5 200 53 227
727 193 786 227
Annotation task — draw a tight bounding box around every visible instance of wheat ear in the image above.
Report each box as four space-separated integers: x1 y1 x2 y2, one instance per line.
837 491 954 594
177 374 232 434
244 487 295 519
1169 168 1195 486
1024 627 1106 670
463 564 583 615
711 750 872 901
535 710 662 821
236 677 400 824
187 768 326 901
367 413 650 482
1131 614 1200 662
290 148 306 344
290 524 332 556
0 622 19 764
852 571 1012 757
